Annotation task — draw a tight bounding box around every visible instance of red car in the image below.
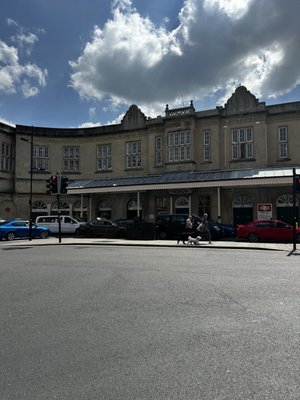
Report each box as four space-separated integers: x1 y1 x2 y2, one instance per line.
236 219 300 242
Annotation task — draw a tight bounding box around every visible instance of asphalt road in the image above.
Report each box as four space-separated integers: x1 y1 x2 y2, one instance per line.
0 245 299 400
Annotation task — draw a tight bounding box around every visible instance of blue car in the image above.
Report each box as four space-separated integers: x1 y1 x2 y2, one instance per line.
216 222 236 237
0 220 50 241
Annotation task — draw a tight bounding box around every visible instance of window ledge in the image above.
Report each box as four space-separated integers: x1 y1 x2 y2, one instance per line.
95 169 113 173
230 158 256 163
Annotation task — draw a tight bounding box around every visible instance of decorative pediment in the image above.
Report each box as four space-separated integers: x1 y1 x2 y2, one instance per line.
121 104 146 129
224 86 265 115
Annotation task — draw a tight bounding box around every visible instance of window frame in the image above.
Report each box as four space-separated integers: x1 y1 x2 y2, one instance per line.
279 126 288 159
32 145 49 171
231 127 253 160
63 146 80 172
126 140 142 169
96 144 112 171
168 130 192 163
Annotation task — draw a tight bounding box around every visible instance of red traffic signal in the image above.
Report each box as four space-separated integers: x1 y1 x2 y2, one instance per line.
46 175 58 195
295 175 300 193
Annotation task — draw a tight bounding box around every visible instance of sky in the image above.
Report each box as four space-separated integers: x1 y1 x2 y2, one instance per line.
1 0 300 128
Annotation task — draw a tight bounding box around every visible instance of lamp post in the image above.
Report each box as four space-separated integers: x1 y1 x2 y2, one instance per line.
21 126 34 241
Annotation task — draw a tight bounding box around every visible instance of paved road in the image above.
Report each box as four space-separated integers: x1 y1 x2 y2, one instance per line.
1 244 299 399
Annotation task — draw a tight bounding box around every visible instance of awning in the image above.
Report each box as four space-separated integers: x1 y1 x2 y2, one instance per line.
67 167 299 195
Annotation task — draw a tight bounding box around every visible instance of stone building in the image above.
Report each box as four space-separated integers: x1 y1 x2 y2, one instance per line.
1 86 300 225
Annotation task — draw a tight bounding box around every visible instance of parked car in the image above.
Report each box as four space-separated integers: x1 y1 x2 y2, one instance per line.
216 222 236 237
0 220 50 241
155 213 223 240
236 219 300 242
77 218 126 238
35 215 86 234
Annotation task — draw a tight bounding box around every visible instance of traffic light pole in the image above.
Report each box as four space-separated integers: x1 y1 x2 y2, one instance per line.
47 173 68 244
292 168 297 251
57 193 62 244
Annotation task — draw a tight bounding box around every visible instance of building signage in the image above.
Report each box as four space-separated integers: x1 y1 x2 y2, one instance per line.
257 203 272 220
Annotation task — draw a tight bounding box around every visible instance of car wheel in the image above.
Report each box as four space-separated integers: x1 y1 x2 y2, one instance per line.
159 231 168 240
6 232 16 241
296 233 300 243
248 232 259 242
39 231 49 239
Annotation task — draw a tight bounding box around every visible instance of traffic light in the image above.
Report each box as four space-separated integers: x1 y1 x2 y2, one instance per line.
46 177 51 195
60 176 69 194
294 175 300 193
46 175 58 195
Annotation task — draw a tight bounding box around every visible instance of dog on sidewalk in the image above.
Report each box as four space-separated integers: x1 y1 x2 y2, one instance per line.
187 235 201 245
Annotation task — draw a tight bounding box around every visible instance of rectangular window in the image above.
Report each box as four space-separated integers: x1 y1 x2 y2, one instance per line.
168 130 192 162
203 130 210 161
97 144 112 171
33 145 49 171
279 127 288 158
126 141 142 169
155 137 162 166
232 127 253 160
63 146 79 172
0 142 14 171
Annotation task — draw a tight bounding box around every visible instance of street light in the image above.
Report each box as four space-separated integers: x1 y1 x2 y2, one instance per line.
21 126 34 241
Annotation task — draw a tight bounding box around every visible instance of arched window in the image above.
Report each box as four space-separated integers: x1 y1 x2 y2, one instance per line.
175 196 189 214
232 195 253 225
32 201 48 219
233 195 253 208
198 195 211 217
73 199 88 220
276 194 297 207
98 199 112 219
276 194 298 225
52 201 70 215
127 199 142 219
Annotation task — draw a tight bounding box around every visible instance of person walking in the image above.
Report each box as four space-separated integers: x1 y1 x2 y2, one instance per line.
177 214 193 244
198 213 212 244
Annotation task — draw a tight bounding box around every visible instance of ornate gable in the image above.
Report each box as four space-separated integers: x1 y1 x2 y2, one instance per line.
224 86 265 115
121 105 146 130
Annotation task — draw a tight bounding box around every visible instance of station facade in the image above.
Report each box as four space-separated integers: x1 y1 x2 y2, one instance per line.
1 86 300 225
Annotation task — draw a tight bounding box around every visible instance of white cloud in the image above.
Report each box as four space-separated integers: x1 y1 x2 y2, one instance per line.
0 21 47 97
69 0 300 114
203 0 253 20
0 116 15 127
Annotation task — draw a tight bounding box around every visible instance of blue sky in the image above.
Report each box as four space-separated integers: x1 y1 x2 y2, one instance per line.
1 0 300 128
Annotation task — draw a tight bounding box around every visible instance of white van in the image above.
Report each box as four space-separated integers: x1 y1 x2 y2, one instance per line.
35 215 86 234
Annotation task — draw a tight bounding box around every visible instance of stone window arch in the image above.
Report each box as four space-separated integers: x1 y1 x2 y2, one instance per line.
232 195 253 225
276 194 298 207
127 199 142 210
175 196 189 209
174 196 189 214
276 194 298 225
51 201 70 215
73 199 88 220
233 195 253 208
32 201 48 219
127 198 142 219
98 199 112 219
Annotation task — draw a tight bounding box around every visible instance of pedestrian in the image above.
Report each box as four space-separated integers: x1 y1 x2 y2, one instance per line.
177 214 193 245
186 214 193 233
197 213 212 244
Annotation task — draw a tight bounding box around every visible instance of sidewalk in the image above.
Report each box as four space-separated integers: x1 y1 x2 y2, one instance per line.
1 236 298 253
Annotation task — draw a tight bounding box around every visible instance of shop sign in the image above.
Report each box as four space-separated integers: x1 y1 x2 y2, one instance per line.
257 203 272 220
